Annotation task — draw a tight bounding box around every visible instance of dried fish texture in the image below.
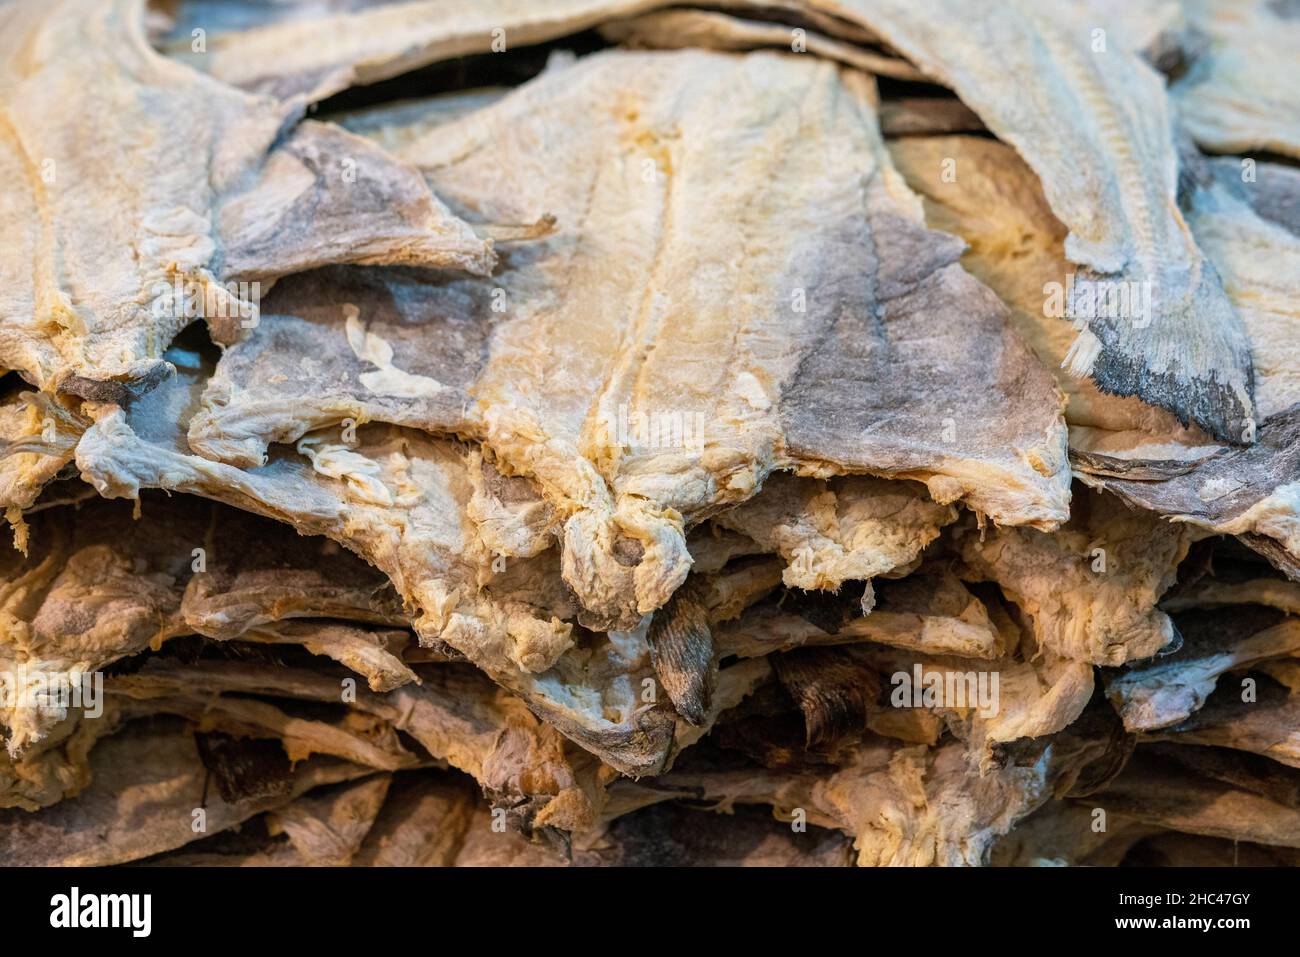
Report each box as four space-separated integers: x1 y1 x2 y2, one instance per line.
186 266 491 468
956 487 1189 664
1174 0 1300 159
119 689 423 774
0 388 86 537
240 622 419 694
0 490 435 750
1073 161 1300 573
1075 0 1196 64
1082 408 1300 579
878 98 985 137
193 49 1067 627
109 658 610 834
155 0 883 100
0 497 209 754
1105 606 1300 731
1154 678 1300 770
1090 744 1300 849
612 735 1074 866
237 771 855 867
1214 157 1300 237
598 8 927 80
336 89 514 155
861 644 1095 766
176 506 408 640
0 707 123 811
264 777 392 867
159 0 672 99
1163 573 1300 616
0 0 492 397
712 474 955 595
349 772 488 867
1119 832 1300 867
0 717 373 866
813 0 1256 442
76 345 678 776
1187 157 1300 424
989 802 1156 867
403 48 1066 595
714 571 1005 661
887 135 1220 469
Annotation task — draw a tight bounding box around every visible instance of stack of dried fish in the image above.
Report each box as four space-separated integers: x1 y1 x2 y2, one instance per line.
1 0 1298 867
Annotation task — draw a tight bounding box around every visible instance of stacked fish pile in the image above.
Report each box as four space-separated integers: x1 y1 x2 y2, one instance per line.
1 0 1298 866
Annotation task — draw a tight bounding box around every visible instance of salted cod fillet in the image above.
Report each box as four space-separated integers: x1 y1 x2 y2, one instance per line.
0 717 375 866
1078 157 1300 577
891 133 1300 581
1173 0 1300 160
0 0 493 398
955 486 1190 665
796 0 1256 443
606 731 1103 866
185 48 1069 627
76 343 685 777
887 135 1221 470
598 8 926 81
105 657 613 834
155 0 896 100
153 0 1258 447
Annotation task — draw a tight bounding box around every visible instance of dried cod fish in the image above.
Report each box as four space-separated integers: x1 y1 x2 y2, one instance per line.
811 0 1256 442
0 0 492 398
714 570 1005 661
188 48 1069 627
0 717 374 866
175 500 408 639
1163 573 1300 616
1105 605 1300 732
1213 157 1300 237
155 0 888 101
1067 157 1300 574
1083 409 1300 579
110 657 612 834
1119 832 1300 868
240 622 418 694
610 734 1087 866
859 644 1095 767
887 135 1220 470
1089 744 1300 849
878 98 985 138
154 772 854 866
0 497 208 753
712 473 955 596
263 776 392 867
0 389 87 542
989 802 1156 867
0 707 124 811
1153 677 1300 770
599 8 927 80
76 346 682 775
956 487 1189 664
1174 0 1300 159
1102 605 1300 733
